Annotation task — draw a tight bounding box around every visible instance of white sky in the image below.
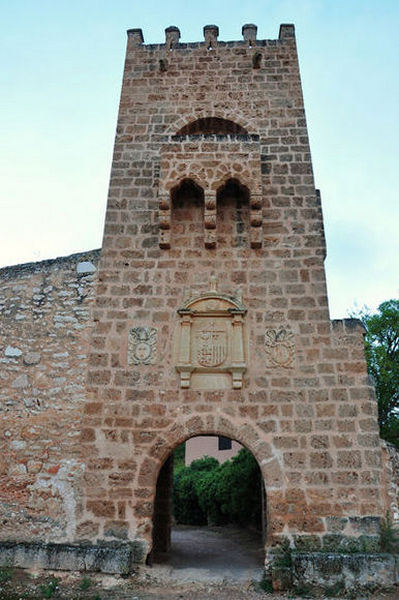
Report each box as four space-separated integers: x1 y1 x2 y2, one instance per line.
1 1 398 318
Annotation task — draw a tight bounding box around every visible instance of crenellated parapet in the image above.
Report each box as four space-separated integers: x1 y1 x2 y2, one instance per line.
126 22 296 52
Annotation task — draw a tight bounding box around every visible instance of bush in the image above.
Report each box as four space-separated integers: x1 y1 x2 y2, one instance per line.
217 448 262 527
173 443 186 475
173 457 218 525
173 449 262 528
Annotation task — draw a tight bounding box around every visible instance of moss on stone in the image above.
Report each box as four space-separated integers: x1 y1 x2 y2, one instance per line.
293 535 321 552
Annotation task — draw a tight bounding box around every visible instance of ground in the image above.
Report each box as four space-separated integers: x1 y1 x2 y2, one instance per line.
0 569 397 600
154 524 264 580
0 527 397 599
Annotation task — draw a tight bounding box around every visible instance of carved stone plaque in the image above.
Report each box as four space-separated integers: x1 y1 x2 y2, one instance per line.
128 327 157 365
264 328 294 368
175 285 246 389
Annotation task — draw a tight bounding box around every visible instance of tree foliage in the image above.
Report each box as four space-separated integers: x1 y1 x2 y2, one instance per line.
172 456 217 525
355 299 399 448
172 448 262 529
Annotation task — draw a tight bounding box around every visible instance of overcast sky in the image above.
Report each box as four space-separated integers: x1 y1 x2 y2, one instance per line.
1 0 398 318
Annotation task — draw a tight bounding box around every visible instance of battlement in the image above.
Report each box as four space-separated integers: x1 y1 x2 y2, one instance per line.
126 23 295 49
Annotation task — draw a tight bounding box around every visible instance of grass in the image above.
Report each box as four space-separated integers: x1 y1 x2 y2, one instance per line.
78 576 92 591
39 577 59 599
0 567 13 583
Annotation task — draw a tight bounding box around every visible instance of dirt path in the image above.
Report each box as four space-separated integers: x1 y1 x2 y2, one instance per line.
153 524 264 581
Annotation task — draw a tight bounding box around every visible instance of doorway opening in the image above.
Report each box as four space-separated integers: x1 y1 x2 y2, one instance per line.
150 435 265 574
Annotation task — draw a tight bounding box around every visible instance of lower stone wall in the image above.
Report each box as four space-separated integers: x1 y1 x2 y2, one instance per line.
1 541 398 592
0 540 145 575
291 515 381 553
1 248 397 580
292 552 399 591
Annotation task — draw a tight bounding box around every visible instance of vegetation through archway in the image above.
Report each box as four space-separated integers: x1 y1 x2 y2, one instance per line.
150 435 265 569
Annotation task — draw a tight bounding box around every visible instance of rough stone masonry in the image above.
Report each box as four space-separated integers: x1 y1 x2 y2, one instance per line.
0 23 398 576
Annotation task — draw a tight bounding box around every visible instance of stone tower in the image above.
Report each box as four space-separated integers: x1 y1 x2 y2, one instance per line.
78 23 389 561
0 24 395 576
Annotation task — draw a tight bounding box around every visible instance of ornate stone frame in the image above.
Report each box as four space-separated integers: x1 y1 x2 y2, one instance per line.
175 287 247 389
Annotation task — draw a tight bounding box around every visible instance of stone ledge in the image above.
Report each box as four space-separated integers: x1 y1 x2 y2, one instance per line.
0 540 147 575
292 552 399 589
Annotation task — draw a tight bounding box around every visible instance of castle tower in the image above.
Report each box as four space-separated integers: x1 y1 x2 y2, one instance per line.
75 23 390 563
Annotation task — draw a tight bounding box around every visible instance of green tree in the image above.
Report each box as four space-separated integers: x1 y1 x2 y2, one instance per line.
173 449 262 529
213 449 262 527
356 299 399 448
173 456 218 525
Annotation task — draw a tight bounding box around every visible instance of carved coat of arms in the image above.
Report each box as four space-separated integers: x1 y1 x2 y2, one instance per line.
264 328 294 368
128 327 157 365
196 323 227 367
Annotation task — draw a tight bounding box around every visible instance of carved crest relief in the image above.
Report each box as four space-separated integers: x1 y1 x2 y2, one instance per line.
196 322 227 367
264 328 295 368
128 327 157 365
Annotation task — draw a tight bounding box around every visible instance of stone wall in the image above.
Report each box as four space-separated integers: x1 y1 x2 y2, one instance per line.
292 552 399 592
0 250 99 542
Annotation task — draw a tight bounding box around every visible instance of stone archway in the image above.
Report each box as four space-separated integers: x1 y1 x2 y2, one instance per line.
149 434 267 567
175 117 249 136
140 415 278 564
168 110 255 137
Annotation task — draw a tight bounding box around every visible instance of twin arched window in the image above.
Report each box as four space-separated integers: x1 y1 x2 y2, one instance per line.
158 117 262 249
170 178 250 249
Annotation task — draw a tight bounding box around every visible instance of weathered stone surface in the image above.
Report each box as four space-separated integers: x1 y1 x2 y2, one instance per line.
292 552 397 591
0 540 146 574
77 261 96 274
11 374 29 388
5 346 22 357
23 352 41 365
0 250 100 542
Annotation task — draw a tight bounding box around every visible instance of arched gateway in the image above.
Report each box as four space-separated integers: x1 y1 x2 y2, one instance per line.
149 426 266 563
0 23 395 583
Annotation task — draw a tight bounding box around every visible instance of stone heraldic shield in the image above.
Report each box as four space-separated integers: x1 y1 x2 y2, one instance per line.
196 323 227 367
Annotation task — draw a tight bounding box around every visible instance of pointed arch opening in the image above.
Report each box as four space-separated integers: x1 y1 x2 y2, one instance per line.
217 178 250 248
170 179 204 249
176 117 248 136
150 434 266 572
